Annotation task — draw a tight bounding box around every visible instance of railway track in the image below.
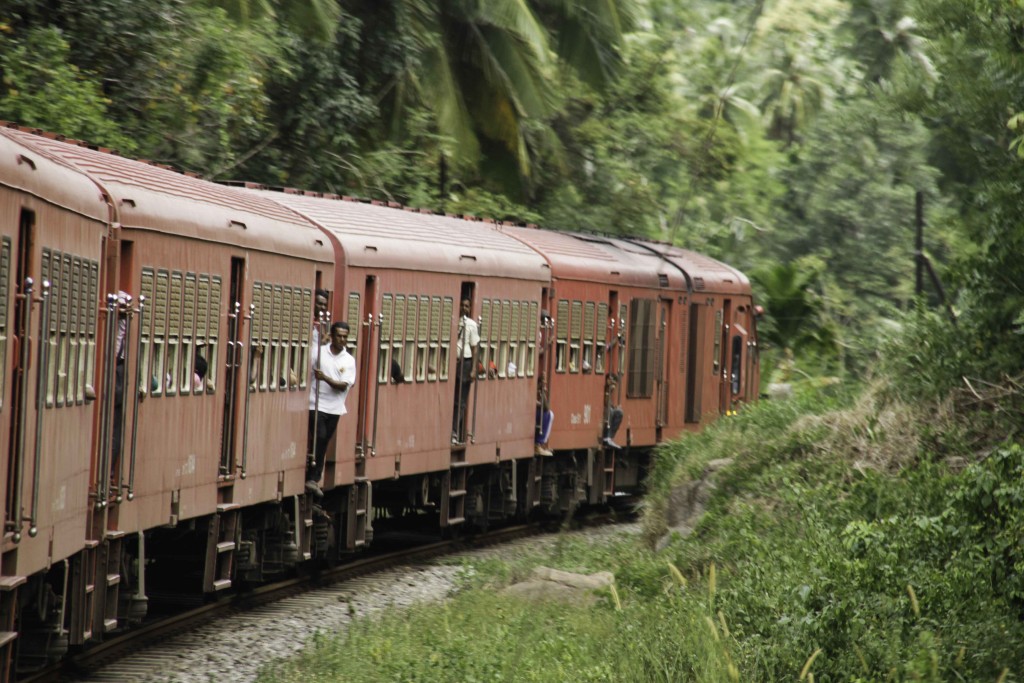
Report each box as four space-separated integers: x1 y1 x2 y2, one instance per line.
26 513 631 683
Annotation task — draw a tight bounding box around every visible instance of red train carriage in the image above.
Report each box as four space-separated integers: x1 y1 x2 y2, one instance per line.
0 127 113 674
621 239 760 421
246 190 553 540
0 126 335 678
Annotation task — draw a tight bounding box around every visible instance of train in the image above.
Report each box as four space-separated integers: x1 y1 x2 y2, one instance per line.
0 122 759 679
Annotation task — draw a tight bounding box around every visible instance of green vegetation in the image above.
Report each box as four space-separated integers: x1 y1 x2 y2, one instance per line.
259 359 1024 681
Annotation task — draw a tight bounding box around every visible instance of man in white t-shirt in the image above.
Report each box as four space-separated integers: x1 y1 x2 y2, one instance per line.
307 321 355 497
452 298 479 443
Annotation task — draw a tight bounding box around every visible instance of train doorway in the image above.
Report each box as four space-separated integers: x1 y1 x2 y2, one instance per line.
219 257 246 476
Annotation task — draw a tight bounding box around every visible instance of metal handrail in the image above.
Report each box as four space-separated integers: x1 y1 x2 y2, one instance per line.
240 303 255 479
368 313 383 455
27 280 51 537
115 294 133 503
127 296 146 500
469 317 481 444
95 294 118 509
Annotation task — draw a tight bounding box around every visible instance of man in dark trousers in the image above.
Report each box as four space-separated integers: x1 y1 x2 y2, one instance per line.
307 321 355 498
452 298 479 443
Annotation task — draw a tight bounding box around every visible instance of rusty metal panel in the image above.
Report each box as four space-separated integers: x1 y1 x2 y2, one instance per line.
301 288 312 344
441 298 453 342
59 253 72 335
169 272 183 337
346 292 360 342
500 300 511 342
88 261 99 336
597 303 608 343
381 294 393 340
417 295 429 342
272 285 283 342
290 288 301 343
481 299 492 342
251 282 263 340
393 295 406 341
405 296 417 342
153 270 169 337
528 302 538 343
584 302 595 342
210 277 222 340
260 283 272 341
183 273 197 337
0 237 9 328
570 300 582 341
140 269 155 337
511 301 520 345
430 296 441 343
556 300 569 340
196 274 209 338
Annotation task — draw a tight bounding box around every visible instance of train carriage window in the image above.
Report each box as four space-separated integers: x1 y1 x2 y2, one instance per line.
41 249 57 407
439 296 453 381
66 258 82 405
196 274 210 393
278 287 294 390
392 295 406 380
627 298 656 399
151 270 169 396
429 296 441 382
139 269 155 395
731 335 743 395
520 301 528 378
507 301 519 379
555 299 569 373
166 271 183 396
712 308 723 376
404 295 417 383
346 292 360 354
208 276 222 391
254 283 268 391
583 302 595 374
498 300 511 378
526 301 538 377
0 237 10 406
479 299 491 379
416 293 428 382
569 300 583 374
270 285 284 391
57 254 72 406
596 302 608 375
378 294 393 383
490 300 501 378
288 287 302 389
179 273 197 395
75 258 89 403
299 288 311 388
86 261 99 393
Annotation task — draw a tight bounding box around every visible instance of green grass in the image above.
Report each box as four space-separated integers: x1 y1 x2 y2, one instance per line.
259 379 1024 683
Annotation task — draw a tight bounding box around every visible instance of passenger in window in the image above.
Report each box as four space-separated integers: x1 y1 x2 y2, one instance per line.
194 353 208 392
312 289 329 349
602 373 624 450
390 357 405 385
307 321 355 498
452 299 479 443
535 376 553 456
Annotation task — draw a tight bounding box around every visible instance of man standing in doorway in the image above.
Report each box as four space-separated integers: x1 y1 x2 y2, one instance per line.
452 298 479 443
307 320 355 498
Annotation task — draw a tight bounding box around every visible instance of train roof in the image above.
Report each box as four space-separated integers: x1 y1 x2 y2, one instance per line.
0 125 330 263
597 237 751 295
248 189 550 282
0 127 110 224
500 225 679 288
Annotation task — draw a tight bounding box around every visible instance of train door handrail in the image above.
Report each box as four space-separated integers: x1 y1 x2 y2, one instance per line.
240 303 255 479
127 296 145 500
27 280 50 537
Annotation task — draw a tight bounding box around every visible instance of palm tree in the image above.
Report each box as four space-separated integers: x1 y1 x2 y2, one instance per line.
756 40 833 145
843 0 935 83
198 0 341 41
377 0 636 190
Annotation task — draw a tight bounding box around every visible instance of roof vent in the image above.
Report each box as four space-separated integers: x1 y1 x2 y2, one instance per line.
693 277 705 291
658 274 669 287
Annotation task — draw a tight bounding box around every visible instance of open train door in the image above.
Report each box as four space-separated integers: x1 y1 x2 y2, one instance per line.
655 298 671 437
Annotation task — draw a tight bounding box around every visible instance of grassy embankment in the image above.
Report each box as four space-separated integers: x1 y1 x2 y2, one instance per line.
258 378 1024 682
